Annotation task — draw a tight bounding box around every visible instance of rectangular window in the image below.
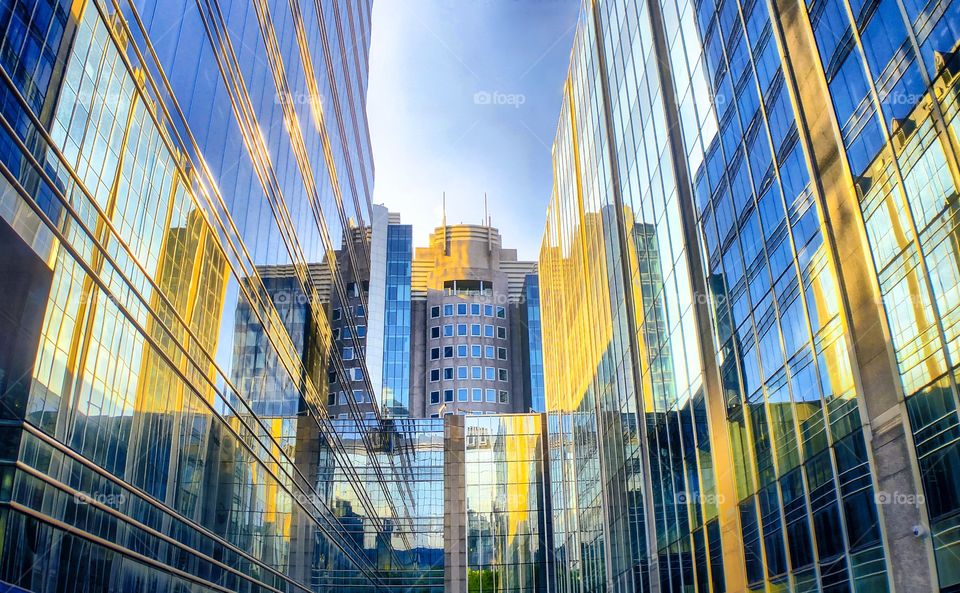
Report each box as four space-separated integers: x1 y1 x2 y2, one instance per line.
431 306 441 318
498 368 508 382
457 324 468 336
328 372 337 384
458 303 468 315
430 390 441 404
431 326 440 339
457 366 468 379
356 325 366 337
430 369 440 382
352 368 364 381
332 308 341 321
472 388 482 402
485 345 495 359
457 344 468 357
484 304 494 317
496 306 505 318
458 388 468 402
443 367 453 380
343 327 353 339
497 326 506 339
446 390 455 403
444 346 454 358
444 304 454 317
498 347 507 360
339 393 347 405
431 348 441 360
355 305 365 317
499 390 508 403
353 390 364 403
343 347 355 360
485 367 496 381
484 324 494 337
472 345 482 358
472 366 482 380
333 328 341 340
444 324 454 337
486 389 496 402
471 303 481 315
471 324 481 336
328 391 337 406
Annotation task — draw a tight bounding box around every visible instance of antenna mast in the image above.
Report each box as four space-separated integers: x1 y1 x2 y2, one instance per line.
485 193 492 253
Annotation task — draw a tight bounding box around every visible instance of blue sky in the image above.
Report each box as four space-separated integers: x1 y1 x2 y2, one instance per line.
367 0 581 260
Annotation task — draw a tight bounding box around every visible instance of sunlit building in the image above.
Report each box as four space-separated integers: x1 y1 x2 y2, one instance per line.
540 2 960 593
410 222 541 416
0 0 418 591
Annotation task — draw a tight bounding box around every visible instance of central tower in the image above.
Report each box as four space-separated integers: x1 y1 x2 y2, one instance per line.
410 223 537 416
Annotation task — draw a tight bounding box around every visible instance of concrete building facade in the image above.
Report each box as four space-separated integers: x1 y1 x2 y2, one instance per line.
409 224 539 417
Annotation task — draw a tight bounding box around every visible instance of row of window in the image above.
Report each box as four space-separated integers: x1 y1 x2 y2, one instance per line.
430 303 506 319
431 344 508 361
333 325 366 340
429 366 509 382
328 390 367 406
332 305 365 320
429 389 509 404
344 281 369 298
329 367 366 384
430 324 507 339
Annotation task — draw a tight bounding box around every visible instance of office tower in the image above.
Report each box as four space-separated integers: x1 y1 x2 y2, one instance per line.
246 205 412 422
277 209 550 422
0 0 431 591
410 223 538 416
541 1 960 593
369 208 413 418
521 273 546 413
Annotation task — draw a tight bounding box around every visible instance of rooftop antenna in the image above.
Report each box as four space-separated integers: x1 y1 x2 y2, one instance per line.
484 193 492 254
442 192 449 256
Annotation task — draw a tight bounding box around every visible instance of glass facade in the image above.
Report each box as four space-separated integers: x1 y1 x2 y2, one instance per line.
326 417 446 593
464 414 549 593
382 224 412 417
541 0 960 592
539 6 652 590
521 274 546 413
0 0 427 591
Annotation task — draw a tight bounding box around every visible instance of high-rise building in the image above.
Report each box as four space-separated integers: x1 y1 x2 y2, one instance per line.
521 273 546 413
540 2 960 593
410 223 539 416
0 1 436 592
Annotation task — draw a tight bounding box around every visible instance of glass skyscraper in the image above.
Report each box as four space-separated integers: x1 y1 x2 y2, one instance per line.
377 218 413 417
521 274 546 413
540 1 960 593
0 0 424 591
